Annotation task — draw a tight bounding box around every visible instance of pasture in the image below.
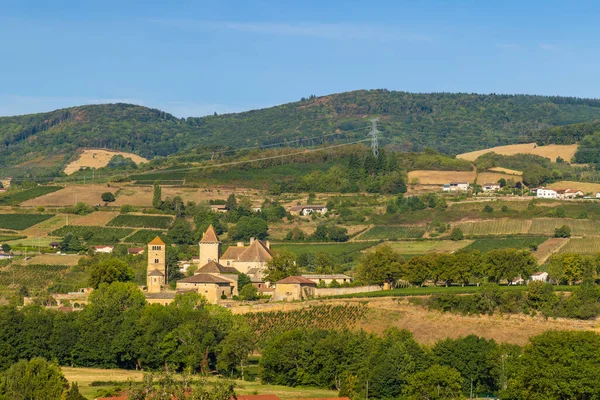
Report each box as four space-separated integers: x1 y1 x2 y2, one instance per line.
0 186 63 205
455 219 530 236
71 211 119 226
0 214 54 230
63 149 148 175
528 218 600 236
465 236 546 252
22 214 79 237
488 167 522 175
107 214 173 229
457 142 578 162
477 171 522 183
359 225 427 240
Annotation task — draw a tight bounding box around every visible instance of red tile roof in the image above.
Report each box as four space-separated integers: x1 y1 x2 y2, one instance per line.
276 276 317 285
200 224 220 243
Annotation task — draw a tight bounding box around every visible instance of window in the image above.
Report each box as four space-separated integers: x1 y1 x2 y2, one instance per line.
152 245 162 251
154 259 159 264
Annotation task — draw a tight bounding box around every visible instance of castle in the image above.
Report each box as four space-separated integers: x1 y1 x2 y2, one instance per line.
145 225 273 304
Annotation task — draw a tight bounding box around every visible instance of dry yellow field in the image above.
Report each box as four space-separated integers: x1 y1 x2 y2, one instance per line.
477 171 522 183
21 185 120 207
20 254 83 266
115 186 264 207
63 149 148 175
71 211 120 226
21 214 81 237
488 166 523 176
457 142 578 162
547 180 600 193
408 170 476 185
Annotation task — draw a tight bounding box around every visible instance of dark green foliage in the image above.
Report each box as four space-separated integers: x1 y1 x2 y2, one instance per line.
239 284 258 301
53 226 133 245
404 365 464 400
0 357 68 399
229 217 268 241
152 182 162 209
0 186 62 205
465 237 546 253
360 225 426 240
450 227 464 241
101 192 115 203
554 224 571 238
310 224 349 242
533 119 600 145
107 214 173 229
167 218 194 245
123 229 168 244
0 214 53 230
88 258 134 288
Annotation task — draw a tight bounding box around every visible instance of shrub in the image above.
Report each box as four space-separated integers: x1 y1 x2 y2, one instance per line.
554 225 571 238
450 227 464 241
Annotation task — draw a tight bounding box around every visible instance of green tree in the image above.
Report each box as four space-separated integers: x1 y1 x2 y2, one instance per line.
88 258 134 289
1 244 10 253
355 245 402 287
229 217 269 241
404 365 465 400
0 358 68 400
101 192 115 203
450 228 464 241
62 382 86 400
238 273 251 290
554 225 571 238
264 250 297 282
152 182 162 209
167 218 194 245
217 322 254 379
239 284 258 301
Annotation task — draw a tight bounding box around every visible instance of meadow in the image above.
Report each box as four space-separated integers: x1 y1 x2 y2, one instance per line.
465 236 547 252
0 214 54 230
0 186 63 205
457 142 578 162
359 225 426 240
106 214 173 229
63 149 148 175
52 226 134 244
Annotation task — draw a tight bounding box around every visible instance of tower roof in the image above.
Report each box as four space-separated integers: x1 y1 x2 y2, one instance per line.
147 269 164 277
148 236 165 246
197 260 239 274
199 224 220 243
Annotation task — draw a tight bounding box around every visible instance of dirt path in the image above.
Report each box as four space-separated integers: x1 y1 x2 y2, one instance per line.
533 237 570 263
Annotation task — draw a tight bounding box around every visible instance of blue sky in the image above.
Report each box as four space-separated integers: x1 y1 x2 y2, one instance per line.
2 0 600 117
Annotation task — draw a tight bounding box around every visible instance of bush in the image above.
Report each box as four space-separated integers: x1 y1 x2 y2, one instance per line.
101 192 116 203
450 227 464 241
554 225 571 238
239 284 259 301
483 204 494 213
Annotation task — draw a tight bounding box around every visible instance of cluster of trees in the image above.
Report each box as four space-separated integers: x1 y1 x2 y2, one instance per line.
284 224 348 242
355 246 538 287
260 327 600 399
426 281 600 320
387 193 447 214
0 284 252 375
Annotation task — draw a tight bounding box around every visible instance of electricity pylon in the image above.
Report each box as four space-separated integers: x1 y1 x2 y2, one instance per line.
368 118 380 158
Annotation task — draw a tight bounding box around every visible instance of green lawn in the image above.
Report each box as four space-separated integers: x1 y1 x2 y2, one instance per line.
465 236 547 252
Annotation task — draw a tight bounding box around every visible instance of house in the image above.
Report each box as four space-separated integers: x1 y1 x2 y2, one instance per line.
442 184 451 192
93 245 114 254
564 189 583 198
289 205 328 216
128 247 145 255
49 242 61 250
596 192 600 199
176 273 236 303
530 271 549 283
0 251 12 260
209 204 228 213
272 276 316 301
0 177 12 188
447 182 469 192
193 260 239 295
536 187 557 199
482 182 501 192
301 274 353 286
218 234 272 274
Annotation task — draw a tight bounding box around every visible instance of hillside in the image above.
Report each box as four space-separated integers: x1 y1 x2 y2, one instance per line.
3 90 600 171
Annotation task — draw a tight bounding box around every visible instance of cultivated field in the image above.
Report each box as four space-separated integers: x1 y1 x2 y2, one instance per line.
408 170 476 185
455 219 530 236
122 229 167 244
457 142 578 162
534 237 570 262
109 186 263 207
0 186 63 205
488 167 522 175
547 180 600 194
359 225 427 240
465 236 546 253
0 214 54 230
52 226 134 244
107 214 173 229
558 237 600 254
477 171 522 183
71 211 120 226
63 149 148 175
21 185 120 207
20 254 83 266
274 242 377 257
377 240 473 254
0 264 69 292
528 218 600 236
22 214 80 237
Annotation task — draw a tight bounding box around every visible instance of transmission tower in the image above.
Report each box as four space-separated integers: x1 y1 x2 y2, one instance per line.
367 118 380 158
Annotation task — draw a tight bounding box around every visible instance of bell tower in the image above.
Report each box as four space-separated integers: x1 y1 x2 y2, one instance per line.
147 236 166 292
199 224 221 265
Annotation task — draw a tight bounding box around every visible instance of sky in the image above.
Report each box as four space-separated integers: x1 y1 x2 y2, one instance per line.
2 0 600 117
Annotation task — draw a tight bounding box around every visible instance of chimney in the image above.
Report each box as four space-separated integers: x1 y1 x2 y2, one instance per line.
237 242 244 247
250 237 255 244
265 240 270 249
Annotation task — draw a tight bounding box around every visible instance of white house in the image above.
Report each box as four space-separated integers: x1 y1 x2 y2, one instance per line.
93 245 114 254
595 192 600 199
289 205 328 216
448 182 469 191
482 183 501 192
530 271 549 283
536 188 557 199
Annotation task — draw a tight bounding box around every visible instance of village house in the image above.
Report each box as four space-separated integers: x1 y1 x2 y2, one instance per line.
49 241 61 250
301 274 353 286
127 247 145 256
272 276 317 301
289 204 328 216
536 187 557 199
530 271 549 283
0 177 12 188
209 204 229 213
443 182 469 192
482 182 501 192
93 245 114 254
176 273 236 303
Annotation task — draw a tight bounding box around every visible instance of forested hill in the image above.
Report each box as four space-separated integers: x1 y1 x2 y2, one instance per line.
3 90 600 168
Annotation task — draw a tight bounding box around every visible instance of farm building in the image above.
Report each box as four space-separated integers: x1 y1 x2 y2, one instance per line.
273 276 317 301
530 272 549 283
176 273 236 303
49 241 61 250
443 182 469 192
302 274 353 286
289 204 328 216
128 247 145 255
93 245 114 254
536 188 558 199
482 182 501 192
210 204 229 213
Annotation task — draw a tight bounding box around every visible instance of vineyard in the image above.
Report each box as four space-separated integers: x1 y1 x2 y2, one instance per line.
107 214 173 229
455 219 529 236
528 218 600 236
53 226 134 244
0 214 55 230
123 229 168 244
0 264 69 292
274 242 377 257
0 235 27 242
465 236 547 252
360 225 426 240
0 186 63 205
244 304 368 347
559 238 600 254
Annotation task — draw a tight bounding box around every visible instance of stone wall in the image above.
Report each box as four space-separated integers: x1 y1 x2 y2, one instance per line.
313 285 381 297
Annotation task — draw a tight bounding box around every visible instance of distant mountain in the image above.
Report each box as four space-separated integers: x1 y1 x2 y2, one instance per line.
3 90 600 170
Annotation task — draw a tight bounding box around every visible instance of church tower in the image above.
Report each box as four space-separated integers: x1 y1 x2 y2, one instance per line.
147 236 166 293
199 224 221 265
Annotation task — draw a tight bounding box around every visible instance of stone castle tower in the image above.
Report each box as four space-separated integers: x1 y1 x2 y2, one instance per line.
147 236 166 293
198 224 221 265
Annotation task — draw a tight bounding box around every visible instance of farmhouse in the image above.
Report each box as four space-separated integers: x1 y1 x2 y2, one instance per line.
0 177 12 188
210 204 229 213
530 271 549 283
289 205 328 216
127 247 145 255
273 276 316 301
482 182 501 192
444 182 469 192
49 241 61 250
93 245 114 254
302 274 353 286
536 187 557 199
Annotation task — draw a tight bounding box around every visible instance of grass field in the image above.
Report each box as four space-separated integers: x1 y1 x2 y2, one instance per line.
71 211 119 226
273 241 378 257
21 184 119 207
528 218 600 236
487 167 523 175
457 142 578 162
9 236 62 248
0 235 26 242
477 171 523 183
547 180 600 194
0 186 63 205
106 214 173 229
558 237 600 254
20 254 83 266
52 226 134 244
455 219 530 236
63 149 148 175
0 214 54 230
359 225 427 240
376 240 473 254
465 236 547 252
408 170 476 185
122 229 168 244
